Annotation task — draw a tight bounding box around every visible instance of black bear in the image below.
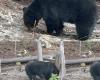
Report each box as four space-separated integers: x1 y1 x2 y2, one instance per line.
23 0 97 40
90 61 100 80
25 61 59 80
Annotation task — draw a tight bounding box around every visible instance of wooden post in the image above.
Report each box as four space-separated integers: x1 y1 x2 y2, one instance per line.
37 39 43 61
59 40 66 80
79 41 82 55
15 40 17 55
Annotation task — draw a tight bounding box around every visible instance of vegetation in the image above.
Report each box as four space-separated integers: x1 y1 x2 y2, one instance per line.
49 73 59 80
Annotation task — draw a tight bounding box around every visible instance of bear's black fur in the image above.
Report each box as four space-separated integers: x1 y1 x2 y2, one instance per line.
90 61 100 80
23 0 97 40
25 61 59 80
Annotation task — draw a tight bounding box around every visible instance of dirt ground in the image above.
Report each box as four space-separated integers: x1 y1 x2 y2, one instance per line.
0 0 100 80
0 64 93 80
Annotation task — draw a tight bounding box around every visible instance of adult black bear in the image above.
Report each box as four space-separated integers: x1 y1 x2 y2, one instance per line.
90 61 100 80
23 0 97 40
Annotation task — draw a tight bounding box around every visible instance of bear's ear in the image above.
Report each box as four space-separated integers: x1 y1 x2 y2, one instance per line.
23 7 27 13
